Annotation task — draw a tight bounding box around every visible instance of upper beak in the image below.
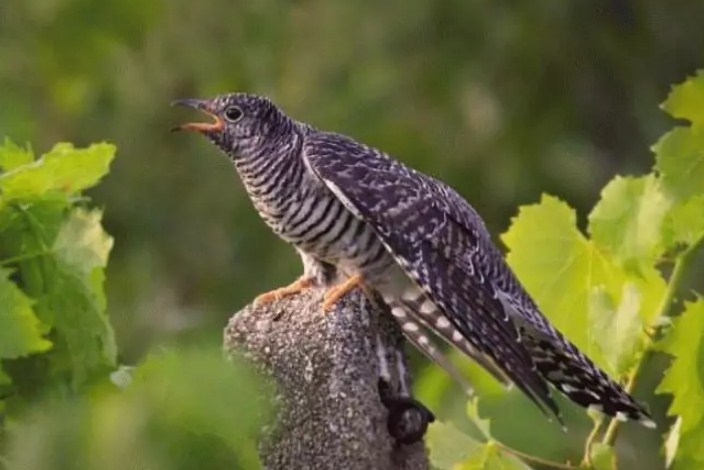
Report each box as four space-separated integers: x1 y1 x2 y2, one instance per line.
171 98 224 133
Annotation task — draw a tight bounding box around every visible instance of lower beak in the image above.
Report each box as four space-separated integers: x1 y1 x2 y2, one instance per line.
171 98 224 132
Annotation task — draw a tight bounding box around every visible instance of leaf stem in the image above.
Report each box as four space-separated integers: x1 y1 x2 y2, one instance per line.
495 440 580 469
600 231 704 447
0 250 50 266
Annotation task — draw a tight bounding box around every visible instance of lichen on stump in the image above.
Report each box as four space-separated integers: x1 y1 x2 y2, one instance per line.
223 288 430 470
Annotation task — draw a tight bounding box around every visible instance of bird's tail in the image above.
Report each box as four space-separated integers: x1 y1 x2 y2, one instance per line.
523 331 655 428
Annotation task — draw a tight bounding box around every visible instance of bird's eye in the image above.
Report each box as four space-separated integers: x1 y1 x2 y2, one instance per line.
224 106 243 123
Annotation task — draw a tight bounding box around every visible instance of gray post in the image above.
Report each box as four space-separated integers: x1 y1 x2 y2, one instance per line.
224 288 430 470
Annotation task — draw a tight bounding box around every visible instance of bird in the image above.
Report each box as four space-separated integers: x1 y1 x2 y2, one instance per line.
173 93 655 428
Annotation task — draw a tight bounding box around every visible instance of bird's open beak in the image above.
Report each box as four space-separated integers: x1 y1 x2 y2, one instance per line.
171 98 224 132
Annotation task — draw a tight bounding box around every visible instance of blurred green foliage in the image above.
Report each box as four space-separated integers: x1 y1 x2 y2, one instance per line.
2 1 704 469
3 347 270 470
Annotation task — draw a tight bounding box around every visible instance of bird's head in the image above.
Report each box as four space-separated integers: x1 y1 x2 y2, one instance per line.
173 93 293 160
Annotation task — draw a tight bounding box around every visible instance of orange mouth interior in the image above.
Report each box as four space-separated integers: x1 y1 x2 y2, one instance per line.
177 111 224 132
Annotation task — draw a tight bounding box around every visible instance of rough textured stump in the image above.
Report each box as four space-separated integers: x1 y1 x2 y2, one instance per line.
224 287 430 470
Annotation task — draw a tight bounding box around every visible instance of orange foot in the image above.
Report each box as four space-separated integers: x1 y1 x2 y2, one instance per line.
322 274 365 311
254 276 315 307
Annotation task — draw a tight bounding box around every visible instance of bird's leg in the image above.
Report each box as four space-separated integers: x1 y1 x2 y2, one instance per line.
322 274 365 311
253 250 333 307
253 276 315 306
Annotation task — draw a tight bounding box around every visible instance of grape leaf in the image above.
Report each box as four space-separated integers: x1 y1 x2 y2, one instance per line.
662 195 704 248
54 208 113 274
590 442 617 470
454 441 530 470
0 201 115 389
502 195 664 370
662 71 704 125
588 175 671 269
426 421 483 470
0 138 34 172
0 267 52 359
657 300 704 469
0 142 115 200
589 283 645 376
653 126 704 202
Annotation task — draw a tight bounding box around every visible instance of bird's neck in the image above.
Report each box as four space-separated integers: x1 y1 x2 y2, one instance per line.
232 125 307 217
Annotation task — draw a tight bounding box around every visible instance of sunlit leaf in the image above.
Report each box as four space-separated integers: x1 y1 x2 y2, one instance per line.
662 195 704 248
502 195 664 369
590 442 617 470
589 283 645 376
588 175 671 269
657 300 704 469
0 267 52 360
0 138 34 172
427 421 483 470
0 142 115 200
54 208 113 274
662 71 704 125
453 441 530 470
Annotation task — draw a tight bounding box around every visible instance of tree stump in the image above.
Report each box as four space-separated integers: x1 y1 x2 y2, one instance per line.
223 288 430 470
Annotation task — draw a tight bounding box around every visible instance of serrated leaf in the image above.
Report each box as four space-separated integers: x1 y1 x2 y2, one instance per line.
0 142 115 200
0 198 115 389
588 175 671 269
502 195 664 369
653 126 704 202
662 195 704 248
589 443 617 470
0 267 52 359
54 208 113 273
589 283 645 376
657 300 704 469
0 138 34 171
427 421 483 470
662 71 704 125
453 441 530 470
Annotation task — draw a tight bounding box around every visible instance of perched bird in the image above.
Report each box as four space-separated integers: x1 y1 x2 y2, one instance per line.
173 93 654 428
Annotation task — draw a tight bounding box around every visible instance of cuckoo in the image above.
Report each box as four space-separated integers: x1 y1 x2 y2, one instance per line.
173 93 654 428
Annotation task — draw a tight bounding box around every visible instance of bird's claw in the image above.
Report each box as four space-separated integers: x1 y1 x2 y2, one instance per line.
253 276 315 307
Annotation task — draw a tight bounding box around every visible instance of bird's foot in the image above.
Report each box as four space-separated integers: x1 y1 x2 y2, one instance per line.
321 274 364 311
254 276 315 307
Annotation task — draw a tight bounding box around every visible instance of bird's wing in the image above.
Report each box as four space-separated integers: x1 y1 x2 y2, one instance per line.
302 132 559 419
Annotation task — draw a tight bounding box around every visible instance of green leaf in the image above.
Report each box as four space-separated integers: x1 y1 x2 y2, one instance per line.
588 175 671 269
427 421 483 470
662 195 704 248
0 142 115 200
657 299 704 469
589 283 645 376
0 267 52 359
502 195 664 370
0 201 115 389
0 138 34 172
589 443 617 470
54 208 113 274
653 126 704 202
662 71 704 125
454 441 530 470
